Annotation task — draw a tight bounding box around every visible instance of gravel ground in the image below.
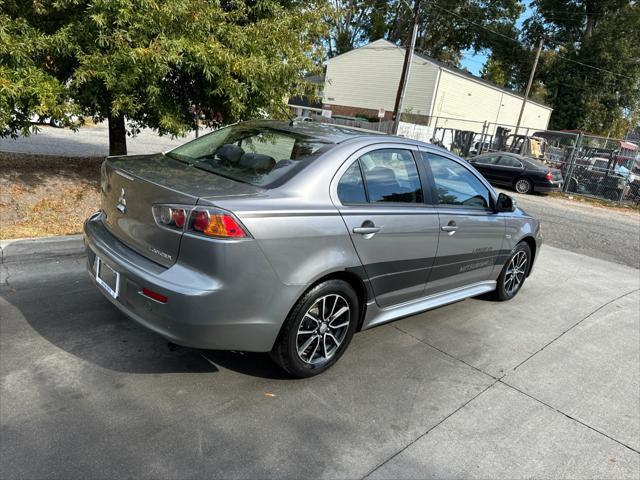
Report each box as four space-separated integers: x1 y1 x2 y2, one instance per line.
503 190 640 269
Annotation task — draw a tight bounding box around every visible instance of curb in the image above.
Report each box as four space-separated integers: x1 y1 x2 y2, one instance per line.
0 234 84 264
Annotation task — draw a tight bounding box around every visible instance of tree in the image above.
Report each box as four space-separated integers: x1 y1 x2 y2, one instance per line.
323 0 522 65
323 0 379 57
387 0 523 64
0 0 326 155
524 1 640 136
480 58 510 87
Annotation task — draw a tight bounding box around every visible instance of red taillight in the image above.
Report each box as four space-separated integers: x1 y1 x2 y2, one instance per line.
141 288 168 303
545 171 553 181
189 208 247 238
172 208 186 228
154 205 248 238
192 210 210 232
154 205 186 230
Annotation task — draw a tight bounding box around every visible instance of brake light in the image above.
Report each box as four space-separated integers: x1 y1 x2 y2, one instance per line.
545 171 554 181
189 208 247 238
172 208 186 228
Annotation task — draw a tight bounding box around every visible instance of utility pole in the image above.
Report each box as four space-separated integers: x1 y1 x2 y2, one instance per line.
514 37 544 136
392 0 422 135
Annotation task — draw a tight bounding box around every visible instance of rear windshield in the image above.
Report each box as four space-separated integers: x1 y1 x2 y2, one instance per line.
166 124 332 187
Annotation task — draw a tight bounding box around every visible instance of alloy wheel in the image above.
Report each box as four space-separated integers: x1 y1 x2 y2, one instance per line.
504 250 528 296
515 179 531 194
296 294 351 365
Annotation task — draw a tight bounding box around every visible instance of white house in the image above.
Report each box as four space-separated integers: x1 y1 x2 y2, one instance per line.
322 39 553 134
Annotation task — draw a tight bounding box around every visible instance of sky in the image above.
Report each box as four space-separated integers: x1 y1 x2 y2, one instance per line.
459 3 534 75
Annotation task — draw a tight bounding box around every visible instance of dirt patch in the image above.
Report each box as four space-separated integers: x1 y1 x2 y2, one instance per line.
0 152 103 239
547 191 640 214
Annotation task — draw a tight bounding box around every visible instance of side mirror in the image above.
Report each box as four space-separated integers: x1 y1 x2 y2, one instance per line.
495 192 516 213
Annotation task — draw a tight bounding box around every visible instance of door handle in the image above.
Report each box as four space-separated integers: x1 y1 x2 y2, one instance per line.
353 226 381 235
441 221 458 235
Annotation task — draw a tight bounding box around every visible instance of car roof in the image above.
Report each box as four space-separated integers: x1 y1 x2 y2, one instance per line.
476 151 526 160
239 119 455 154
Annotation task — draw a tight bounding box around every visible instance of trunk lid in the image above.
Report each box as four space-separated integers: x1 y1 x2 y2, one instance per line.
549 167 563 182
101 153 261 267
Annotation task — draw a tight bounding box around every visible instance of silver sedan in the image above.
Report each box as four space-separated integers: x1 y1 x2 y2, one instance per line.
84 120 541 377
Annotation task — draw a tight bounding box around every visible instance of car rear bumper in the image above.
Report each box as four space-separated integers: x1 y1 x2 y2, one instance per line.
535 181 562 192
83 212 298 352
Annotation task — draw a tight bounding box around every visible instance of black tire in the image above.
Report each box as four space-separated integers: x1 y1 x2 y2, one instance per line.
566 177 579 193
604 189 620 201
494 242 532 301
270 279 359 378
514 177 533 194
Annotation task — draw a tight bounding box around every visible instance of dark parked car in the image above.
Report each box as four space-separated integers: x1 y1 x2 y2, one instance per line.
468 152 563 194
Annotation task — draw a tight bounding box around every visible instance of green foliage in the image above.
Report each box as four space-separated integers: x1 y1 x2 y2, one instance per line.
0 0 326 151
480 57 509 87
0 14 78 137
526 1 640 136
324 0 522 64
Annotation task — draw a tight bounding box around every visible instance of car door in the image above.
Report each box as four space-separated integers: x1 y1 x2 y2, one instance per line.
469 155 501 183
493 155 525 186
333 145 440 308
420 150 507 295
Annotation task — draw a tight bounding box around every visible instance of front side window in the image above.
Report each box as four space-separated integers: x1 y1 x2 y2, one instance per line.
427 153 491 209
167 124 331 187
359 149 423 203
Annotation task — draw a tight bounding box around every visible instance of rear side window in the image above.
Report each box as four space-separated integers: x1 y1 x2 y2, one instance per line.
359 149 423 203
337 162 367 204
427 153 491 209
497 156 523 168
474 155 500 165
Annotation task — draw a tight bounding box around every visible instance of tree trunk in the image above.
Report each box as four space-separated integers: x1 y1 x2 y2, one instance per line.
108 114 127 156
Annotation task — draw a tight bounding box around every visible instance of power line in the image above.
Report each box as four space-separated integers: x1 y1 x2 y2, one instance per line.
429 2 636 80
531 9 610 16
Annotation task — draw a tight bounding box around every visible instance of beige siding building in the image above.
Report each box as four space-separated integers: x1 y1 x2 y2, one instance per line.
323 39 552 133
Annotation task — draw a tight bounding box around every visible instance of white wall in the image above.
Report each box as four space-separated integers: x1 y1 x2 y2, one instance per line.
431 70 552 133
324 40 553 134
323 39 439 116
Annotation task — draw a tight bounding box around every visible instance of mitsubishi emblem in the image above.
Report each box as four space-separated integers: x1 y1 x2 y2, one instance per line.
117 188 127 213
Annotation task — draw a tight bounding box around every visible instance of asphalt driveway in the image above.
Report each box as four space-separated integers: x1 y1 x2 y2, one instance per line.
1 237 638 479
499 189 640 269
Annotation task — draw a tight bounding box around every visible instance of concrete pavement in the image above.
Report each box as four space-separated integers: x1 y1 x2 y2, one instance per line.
0 239 638 479
0 122 209 157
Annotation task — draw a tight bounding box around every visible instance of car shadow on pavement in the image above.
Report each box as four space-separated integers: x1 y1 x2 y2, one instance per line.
198 350 291 380
10 280 290 379
1 239 287 378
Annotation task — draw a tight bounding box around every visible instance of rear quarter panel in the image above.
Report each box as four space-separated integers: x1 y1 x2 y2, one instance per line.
236 204 360 286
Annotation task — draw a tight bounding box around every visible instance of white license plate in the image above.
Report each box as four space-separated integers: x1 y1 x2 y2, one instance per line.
95 257 120 299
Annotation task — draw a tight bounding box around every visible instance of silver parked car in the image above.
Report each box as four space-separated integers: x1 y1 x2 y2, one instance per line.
84 120 541 377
